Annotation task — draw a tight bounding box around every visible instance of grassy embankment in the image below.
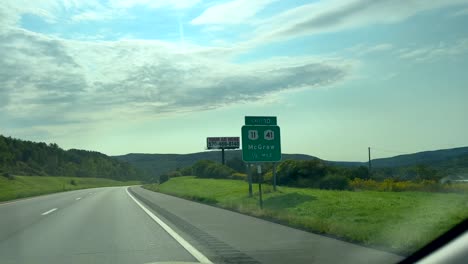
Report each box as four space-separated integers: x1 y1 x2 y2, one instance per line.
144 176 468 255
0 175 140 202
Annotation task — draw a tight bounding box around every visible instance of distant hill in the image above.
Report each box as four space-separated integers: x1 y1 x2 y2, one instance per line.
0 135 148 181
115 147 468 177
4 133 465 180
114 150 322 176
370 147 468 168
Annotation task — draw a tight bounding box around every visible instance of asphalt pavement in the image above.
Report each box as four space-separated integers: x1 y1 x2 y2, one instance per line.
0 187 198 264
0 186 403 264
129 186 403 264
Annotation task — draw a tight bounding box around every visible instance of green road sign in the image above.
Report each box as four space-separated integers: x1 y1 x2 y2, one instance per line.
245 116 277 126
242 125 281 162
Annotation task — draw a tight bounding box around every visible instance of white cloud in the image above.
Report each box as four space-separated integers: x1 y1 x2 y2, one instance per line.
451 7 468 16
398 39 468 62
71 10 119 22
366 44 393 53
252 0 468 43
0 0 200 28
191 0 276 25
0 0 105 27
0 28 350 132
108 0 200 9
347 43 394 56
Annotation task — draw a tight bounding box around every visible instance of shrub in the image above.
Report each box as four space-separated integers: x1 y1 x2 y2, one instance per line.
276 159 328 187
192 160 215 177
192 160 235 179
347 166 370 180
226 157 246 173
205 163 234 179
319 174 350 190
263 171 272 183
231 172 247 181
156 170 182 184
178 167 192 176
442 182 468 193
297 160 328 180
350 178 379 190
276 160 300 185
159 174 169 184
349 178 467 193
3 172 15 180
297 177 317 188
70 179 77 186
167 171 182 178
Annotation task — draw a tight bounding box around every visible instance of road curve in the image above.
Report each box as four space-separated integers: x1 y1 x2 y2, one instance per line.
0 186 403 264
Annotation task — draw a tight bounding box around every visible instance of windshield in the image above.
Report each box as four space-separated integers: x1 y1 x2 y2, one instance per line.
1 1 468 264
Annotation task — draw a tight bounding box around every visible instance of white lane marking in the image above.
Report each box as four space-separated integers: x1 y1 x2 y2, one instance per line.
126 188 212 264
0 189 100 206
41 208 58 215
76 197 82 200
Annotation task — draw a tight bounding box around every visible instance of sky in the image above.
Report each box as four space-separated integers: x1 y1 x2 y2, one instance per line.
1 0 468 162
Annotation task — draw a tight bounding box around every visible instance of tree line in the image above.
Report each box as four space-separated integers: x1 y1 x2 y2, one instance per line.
0 135 149 181
163 156 448 191
162 158 367 190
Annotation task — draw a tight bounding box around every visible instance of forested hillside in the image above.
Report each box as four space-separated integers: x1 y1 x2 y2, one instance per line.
117 147 468 178
0 135 148 181
370 147 468 168
114 150 322 176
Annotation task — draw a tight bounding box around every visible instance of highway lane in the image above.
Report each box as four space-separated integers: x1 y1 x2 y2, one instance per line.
0 186 404 264
0 187 200 264
0 188 100 242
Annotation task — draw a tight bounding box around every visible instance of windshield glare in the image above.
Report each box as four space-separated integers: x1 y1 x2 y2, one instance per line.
0 1 468 264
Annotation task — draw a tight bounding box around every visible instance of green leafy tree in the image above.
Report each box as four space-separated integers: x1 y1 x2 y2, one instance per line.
319 174 350 190
226 157 246 173
276 159 329 187
178 166 193 176
347 166 370 180
191 160 235 179
415 164 442 181
0 135 147 181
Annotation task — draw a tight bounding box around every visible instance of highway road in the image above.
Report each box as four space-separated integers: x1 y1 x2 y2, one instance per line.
0 186 403 264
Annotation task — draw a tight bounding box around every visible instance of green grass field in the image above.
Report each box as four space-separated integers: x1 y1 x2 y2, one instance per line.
145 176 468 255
0 175 140 202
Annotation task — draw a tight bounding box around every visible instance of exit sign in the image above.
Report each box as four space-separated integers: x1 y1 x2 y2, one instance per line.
242 125 281 162
245 116 277 126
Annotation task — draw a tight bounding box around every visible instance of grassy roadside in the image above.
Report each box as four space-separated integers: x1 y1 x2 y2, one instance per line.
144 176 468 255
0 175 140 202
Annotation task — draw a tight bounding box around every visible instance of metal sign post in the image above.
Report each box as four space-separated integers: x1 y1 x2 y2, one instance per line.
242 116 282 208
257 165 263 209
273 163 277 191
247 163 253 197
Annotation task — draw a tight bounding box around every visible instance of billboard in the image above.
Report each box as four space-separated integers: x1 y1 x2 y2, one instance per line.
207 137 240 150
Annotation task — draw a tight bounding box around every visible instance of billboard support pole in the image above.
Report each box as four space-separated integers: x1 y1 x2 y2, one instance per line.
221 148 225 165
206 137 239 165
